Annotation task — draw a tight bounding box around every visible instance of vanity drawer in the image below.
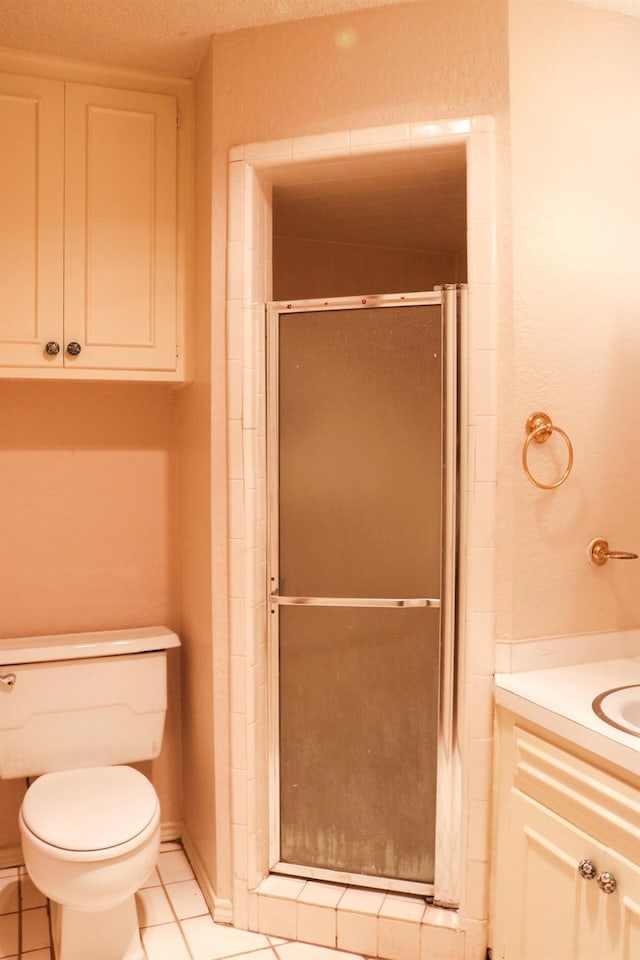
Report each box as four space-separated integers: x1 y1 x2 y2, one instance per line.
512 725 640 861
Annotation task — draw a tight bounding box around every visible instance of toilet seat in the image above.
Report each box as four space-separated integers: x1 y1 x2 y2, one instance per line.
22 766 159 852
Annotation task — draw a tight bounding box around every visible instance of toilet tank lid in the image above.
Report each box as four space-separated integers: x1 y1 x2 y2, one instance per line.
22 766 159 851
0 626 180 666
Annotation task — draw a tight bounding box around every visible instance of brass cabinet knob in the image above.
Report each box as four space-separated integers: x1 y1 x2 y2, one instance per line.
597 871 617 895
44 341 60 356
66 341 82 356
578 859 597 880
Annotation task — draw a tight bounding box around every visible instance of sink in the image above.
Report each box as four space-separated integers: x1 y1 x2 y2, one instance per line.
592 685 640 737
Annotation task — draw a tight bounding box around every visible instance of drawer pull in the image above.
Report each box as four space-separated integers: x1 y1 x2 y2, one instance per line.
66 341 82 357
597 871 617 895
578 859 597 880
44 341 60 356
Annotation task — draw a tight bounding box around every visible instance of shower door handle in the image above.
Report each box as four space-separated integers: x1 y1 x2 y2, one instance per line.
269 594 440 608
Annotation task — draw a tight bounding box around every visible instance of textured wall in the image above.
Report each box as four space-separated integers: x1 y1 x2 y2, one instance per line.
176 41 219 901
0 0 417 78
0 381 182 849
500 0 640 641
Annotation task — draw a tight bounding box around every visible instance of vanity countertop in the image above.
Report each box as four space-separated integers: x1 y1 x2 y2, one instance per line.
495 656 640 776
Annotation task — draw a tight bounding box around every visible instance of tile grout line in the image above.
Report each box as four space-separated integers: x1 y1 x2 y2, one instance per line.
145 848 197 960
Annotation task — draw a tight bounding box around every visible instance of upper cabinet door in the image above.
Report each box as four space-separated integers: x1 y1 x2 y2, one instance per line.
64 83 178 372
0 75 64 368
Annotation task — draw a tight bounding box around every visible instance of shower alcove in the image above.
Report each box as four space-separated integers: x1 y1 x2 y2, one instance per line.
212 117 497 960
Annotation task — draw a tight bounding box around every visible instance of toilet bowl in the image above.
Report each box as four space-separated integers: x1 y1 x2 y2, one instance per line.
20 766 161 960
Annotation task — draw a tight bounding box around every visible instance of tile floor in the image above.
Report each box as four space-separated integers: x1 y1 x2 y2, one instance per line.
0 843 375 960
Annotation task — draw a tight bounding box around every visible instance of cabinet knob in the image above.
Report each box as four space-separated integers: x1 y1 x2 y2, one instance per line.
44 341 60 356
597 871 617 895
578 859 597 880
66 341 82 357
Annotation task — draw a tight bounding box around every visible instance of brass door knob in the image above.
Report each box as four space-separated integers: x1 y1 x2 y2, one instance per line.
66 341 82 356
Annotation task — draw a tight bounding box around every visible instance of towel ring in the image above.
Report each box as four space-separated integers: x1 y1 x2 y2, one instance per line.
522 411 574 490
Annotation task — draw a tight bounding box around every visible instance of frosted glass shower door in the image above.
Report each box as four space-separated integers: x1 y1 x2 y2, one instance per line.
267 291 459 898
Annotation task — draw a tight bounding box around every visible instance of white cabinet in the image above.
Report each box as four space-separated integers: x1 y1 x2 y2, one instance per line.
492 715 640 960
0 71 183 379
0 74 64 368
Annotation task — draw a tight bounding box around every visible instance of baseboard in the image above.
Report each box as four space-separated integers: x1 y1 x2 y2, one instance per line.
160 819 183 843
0 846 23 869
181 827 233 925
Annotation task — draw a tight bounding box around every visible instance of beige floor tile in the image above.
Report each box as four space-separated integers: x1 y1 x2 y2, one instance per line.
19 875 47 911
181 914 273 959
0 912 19 959
141 921 191 960
160 841 183 853
275 943 365 959
164 878 209 919
0 878 19 917
21 907 50 953
136 885 175 927
157 850 195 884
141 867 162 889
223 952 277 959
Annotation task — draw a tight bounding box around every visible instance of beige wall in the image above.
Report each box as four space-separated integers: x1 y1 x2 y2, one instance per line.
176 40 222 901
273 235 464 300
500 0 640 642
0 381 182 848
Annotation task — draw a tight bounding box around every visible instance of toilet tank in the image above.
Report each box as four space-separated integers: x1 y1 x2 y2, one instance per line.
0 626 180 779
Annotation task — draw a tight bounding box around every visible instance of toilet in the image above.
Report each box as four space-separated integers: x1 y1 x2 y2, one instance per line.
0 625 180 960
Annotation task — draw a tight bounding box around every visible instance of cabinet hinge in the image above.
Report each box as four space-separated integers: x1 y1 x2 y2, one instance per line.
176 339 182 359
176 109 182 130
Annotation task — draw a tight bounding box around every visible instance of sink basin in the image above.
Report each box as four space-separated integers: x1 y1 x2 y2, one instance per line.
593 685 640 737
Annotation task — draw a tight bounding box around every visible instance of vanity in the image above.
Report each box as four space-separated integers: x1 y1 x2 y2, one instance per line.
492 656 640 960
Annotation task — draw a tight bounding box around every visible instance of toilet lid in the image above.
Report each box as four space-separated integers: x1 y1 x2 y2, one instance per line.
22 766 159 852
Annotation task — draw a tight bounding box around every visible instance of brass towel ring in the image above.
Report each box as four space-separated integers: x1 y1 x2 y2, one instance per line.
522 411 574 490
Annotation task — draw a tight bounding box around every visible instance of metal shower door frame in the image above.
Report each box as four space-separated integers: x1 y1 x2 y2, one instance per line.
266 288 463 904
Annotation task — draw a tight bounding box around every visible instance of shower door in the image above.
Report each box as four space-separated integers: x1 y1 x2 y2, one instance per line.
267 289 462 903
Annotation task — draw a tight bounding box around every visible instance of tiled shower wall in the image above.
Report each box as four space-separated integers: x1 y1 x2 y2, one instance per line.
224 118 497 960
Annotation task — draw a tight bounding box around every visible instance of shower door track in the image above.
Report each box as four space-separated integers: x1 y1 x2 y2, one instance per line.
266 288 464 905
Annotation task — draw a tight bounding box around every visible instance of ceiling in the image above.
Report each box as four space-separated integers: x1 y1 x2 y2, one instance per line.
0 0 417 79
272 143 467 253
1 0 638 80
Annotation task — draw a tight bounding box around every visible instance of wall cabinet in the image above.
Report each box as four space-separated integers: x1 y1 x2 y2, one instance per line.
0 70 183 379
492 714 640 960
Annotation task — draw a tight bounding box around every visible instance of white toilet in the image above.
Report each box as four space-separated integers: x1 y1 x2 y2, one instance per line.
0 625 180 960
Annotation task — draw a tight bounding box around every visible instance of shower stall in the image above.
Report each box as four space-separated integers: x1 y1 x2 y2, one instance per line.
266 286 464 906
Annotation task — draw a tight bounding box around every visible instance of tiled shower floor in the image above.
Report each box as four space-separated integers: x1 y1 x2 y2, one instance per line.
0 843 375 960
